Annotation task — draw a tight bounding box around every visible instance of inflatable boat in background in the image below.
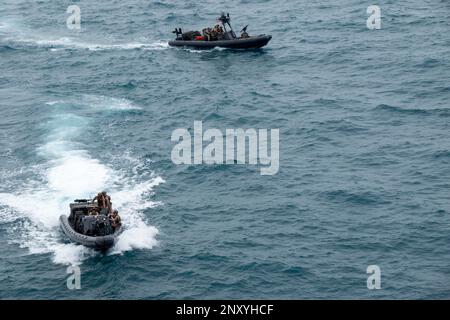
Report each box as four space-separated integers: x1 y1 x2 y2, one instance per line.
169 13 272 50
169 34 272 50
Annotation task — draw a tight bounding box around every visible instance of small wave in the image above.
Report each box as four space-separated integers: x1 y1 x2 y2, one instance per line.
374 104 450 117
33 37 169 51
175 46 228 54
45 95 142 111
0 22 11 32
310 119 368 134
45 100 64 106
152 1 176 8
0 44 16 52
81 95 142 111
322 189 390 206
432 150 450 160
416 58 440 68
120 80 138 89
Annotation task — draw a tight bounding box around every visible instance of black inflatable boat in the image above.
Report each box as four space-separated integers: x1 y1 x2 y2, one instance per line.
169 13 272 50
60 200 122 250
169 35 272 50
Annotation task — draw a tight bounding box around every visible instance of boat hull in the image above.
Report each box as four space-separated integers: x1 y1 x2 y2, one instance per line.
59 214 121 250
169 35 272 49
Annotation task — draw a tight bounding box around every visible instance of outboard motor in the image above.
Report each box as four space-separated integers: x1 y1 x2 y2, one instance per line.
172 28 183 40
95 215 113 236
81 216 97 235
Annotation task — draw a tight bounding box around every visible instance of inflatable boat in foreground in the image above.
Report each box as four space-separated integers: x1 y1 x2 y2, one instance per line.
60 199 122 250
169 13 272 50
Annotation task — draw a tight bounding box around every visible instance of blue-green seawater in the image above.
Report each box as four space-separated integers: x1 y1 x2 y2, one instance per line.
0 0 449 299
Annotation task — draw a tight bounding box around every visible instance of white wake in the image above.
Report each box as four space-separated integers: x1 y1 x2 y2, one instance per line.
0 21 169 51
0 98 164 265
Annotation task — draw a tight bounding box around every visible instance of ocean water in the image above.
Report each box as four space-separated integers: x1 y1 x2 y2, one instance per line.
0 0 449 299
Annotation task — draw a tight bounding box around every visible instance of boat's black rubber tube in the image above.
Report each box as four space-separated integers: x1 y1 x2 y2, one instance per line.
169 35 272 49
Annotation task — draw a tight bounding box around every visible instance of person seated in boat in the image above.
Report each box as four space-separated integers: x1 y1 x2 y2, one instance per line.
109 210 122 230
212 24 223 40
210 28 217 41
202 27 212 41
240 30 249 38
88 207 100 216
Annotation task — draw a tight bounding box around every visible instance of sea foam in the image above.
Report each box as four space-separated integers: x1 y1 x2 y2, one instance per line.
0 98 164 265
